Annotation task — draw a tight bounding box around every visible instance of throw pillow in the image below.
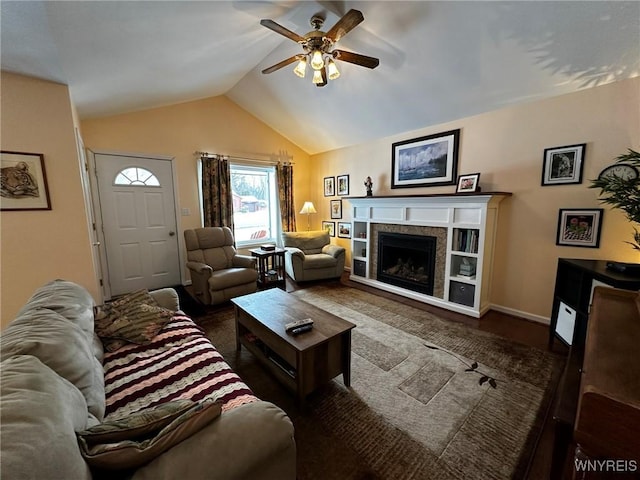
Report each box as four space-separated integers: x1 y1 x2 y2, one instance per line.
78 399 195 444
78 399 222 470
95 289 173 352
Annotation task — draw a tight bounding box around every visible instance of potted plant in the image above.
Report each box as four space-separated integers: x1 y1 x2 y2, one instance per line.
590 148 640 250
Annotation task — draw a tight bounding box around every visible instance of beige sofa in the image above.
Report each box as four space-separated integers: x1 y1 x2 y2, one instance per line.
0 280 295 480
282 230 346 282
184 227 258 305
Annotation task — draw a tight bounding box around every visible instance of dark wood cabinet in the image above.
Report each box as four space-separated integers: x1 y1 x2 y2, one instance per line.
548 258 640 350
549 259 640 479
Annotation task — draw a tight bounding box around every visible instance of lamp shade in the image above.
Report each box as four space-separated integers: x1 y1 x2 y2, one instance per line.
299 201 317 214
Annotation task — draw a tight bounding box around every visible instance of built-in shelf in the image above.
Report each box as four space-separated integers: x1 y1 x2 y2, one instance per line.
346 193 511 318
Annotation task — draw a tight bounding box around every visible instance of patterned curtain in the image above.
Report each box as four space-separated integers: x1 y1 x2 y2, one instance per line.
277 162 296 232
201 155 233 228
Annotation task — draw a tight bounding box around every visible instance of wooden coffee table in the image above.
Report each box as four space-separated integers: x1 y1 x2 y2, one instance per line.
232 288 355 405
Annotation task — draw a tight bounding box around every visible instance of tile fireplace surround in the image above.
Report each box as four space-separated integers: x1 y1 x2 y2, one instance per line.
346 193 511 318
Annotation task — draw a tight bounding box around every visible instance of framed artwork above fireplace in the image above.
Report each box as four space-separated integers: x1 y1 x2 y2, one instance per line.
391 129 460 189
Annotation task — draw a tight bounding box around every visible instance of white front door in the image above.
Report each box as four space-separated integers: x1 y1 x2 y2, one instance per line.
95 154 181 297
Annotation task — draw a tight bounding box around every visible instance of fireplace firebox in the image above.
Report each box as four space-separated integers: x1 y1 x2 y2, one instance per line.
377 232 436 295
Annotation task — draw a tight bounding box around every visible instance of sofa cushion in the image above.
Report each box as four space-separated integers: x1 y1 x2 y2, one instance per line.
1 355 92 480
16 279 96 337
1 308 106 421
302 253 339 270
78 399 222 470
209 267 258 290
13 278 105 363
282 230 330 254
78 399 196 444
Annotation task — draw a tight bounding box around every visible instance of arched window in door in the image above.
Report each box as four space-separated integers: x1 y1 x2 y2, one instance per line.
114 167 160 186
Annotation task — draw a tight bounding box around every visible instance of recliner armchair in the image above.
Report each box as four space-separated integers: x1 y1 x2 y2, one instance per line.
184 227 258 305
282 230 346 282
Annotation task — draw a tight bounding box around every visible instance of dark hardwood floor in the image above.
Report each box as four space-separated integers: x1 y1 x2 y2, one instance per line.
286 272 570 480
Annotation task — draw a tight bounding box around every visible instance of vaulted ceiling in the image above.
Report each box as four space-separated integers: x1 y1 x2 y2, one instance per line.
2 1 638 154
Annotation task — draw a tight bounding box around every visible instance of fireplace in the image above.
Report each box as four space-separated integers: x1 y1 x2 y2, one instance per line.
377 232 436 295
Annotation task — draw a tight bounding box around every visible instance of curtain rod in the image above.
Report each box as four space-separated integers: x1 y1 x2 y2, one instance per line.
194 151 293 165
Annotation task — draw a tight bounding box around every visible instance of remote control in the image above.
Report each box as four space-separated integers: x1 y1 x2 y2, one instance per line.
285 318 314 332
290 324 313 335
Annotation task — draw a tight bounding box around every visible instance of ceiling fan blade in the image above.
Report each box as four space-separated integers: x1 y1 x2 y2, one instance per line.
261 55 300 74
260 19 306 43
332 49 380 69
325 9 364 43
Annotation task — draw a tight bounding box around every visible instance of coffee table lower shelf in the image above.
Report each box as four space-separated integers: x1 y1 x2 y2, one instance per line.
239 334 297 393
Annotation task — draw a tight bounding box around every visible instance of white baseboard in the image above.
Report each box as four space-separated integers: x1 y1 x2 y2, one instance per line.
490 303 550 325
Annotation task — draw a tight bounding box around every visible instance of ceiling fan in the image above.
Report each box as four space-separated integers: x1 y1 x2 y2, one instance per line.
260 9 380 87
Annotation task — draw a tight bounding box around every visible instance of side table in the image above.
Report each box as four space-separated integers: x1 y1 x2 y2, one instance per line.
249 247 286 290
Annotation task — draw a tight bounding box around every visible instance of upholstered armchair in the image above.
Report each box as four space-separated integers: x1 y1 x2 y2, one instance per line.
184 227 258 305
281 230 345 282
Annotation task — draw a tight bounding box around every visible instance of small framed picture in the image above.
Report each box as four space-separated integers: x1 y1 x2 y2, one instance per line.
330 199 342 219
322 221 335 237
337 222 351 238
337 174 350 196
323 176 335 197
456 173 480 193
1 151 51 211
542 143 586 186
556 208 603 248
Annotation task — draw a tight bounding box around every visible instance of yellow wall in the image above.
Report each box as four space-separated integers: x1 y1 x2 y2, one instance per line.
81 96 313 238
1 72 99 326
2 71 637 326
311 77 640 320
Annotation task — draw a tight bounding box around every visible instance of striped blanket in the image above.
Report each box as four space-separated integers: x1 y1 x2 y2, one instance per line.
103 314 257 420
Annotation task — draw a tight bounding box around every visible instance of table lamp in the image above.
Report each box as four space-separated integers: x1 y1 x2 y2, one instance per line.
299 201 317 231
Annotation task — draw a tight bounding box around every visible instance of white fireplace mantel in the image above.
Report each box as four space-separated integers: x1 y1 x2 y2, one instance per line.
345 193 511 318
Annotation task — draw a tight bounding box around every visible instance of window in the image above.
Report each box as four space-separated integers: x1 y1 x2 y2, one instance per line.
114 167 160 186
230 164 279 246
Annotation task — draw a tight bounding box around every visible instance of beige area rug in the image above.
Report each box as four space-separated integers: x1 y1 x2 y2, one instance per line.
196 284 562 480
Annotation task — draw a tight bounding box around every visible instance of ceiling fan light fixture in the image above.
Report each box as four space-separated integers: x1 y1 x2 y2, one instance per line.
293 57 307 78
327 59 340 80
312 69 324 84
310 49 324 70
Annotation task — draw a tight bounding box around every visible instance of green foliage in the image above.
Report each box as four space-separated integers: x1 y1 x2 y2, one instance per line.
590 149 640 249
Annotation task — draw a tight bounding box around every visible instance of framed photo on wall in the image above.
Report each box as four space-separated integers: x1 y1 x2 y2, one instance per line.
391 129 460 188
1 151 51 211
322 221 335 237
324 176 335 196
556 208 603 248
330 199 342 219
337 222 351 238
542 143 586 186
337 174 350 196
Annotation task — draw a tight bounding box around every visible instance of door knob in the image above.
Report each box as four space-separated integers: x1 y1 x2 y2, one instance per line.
169 231 176 236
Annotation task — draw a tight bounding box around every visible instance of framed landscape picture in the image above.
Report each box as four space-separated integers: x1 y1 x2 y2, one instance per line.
556 208 603 248
1 151 51 211
391 129 460 189
324 176 335 196
541 143 586 186
322 221 335 237
337 222 351 238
